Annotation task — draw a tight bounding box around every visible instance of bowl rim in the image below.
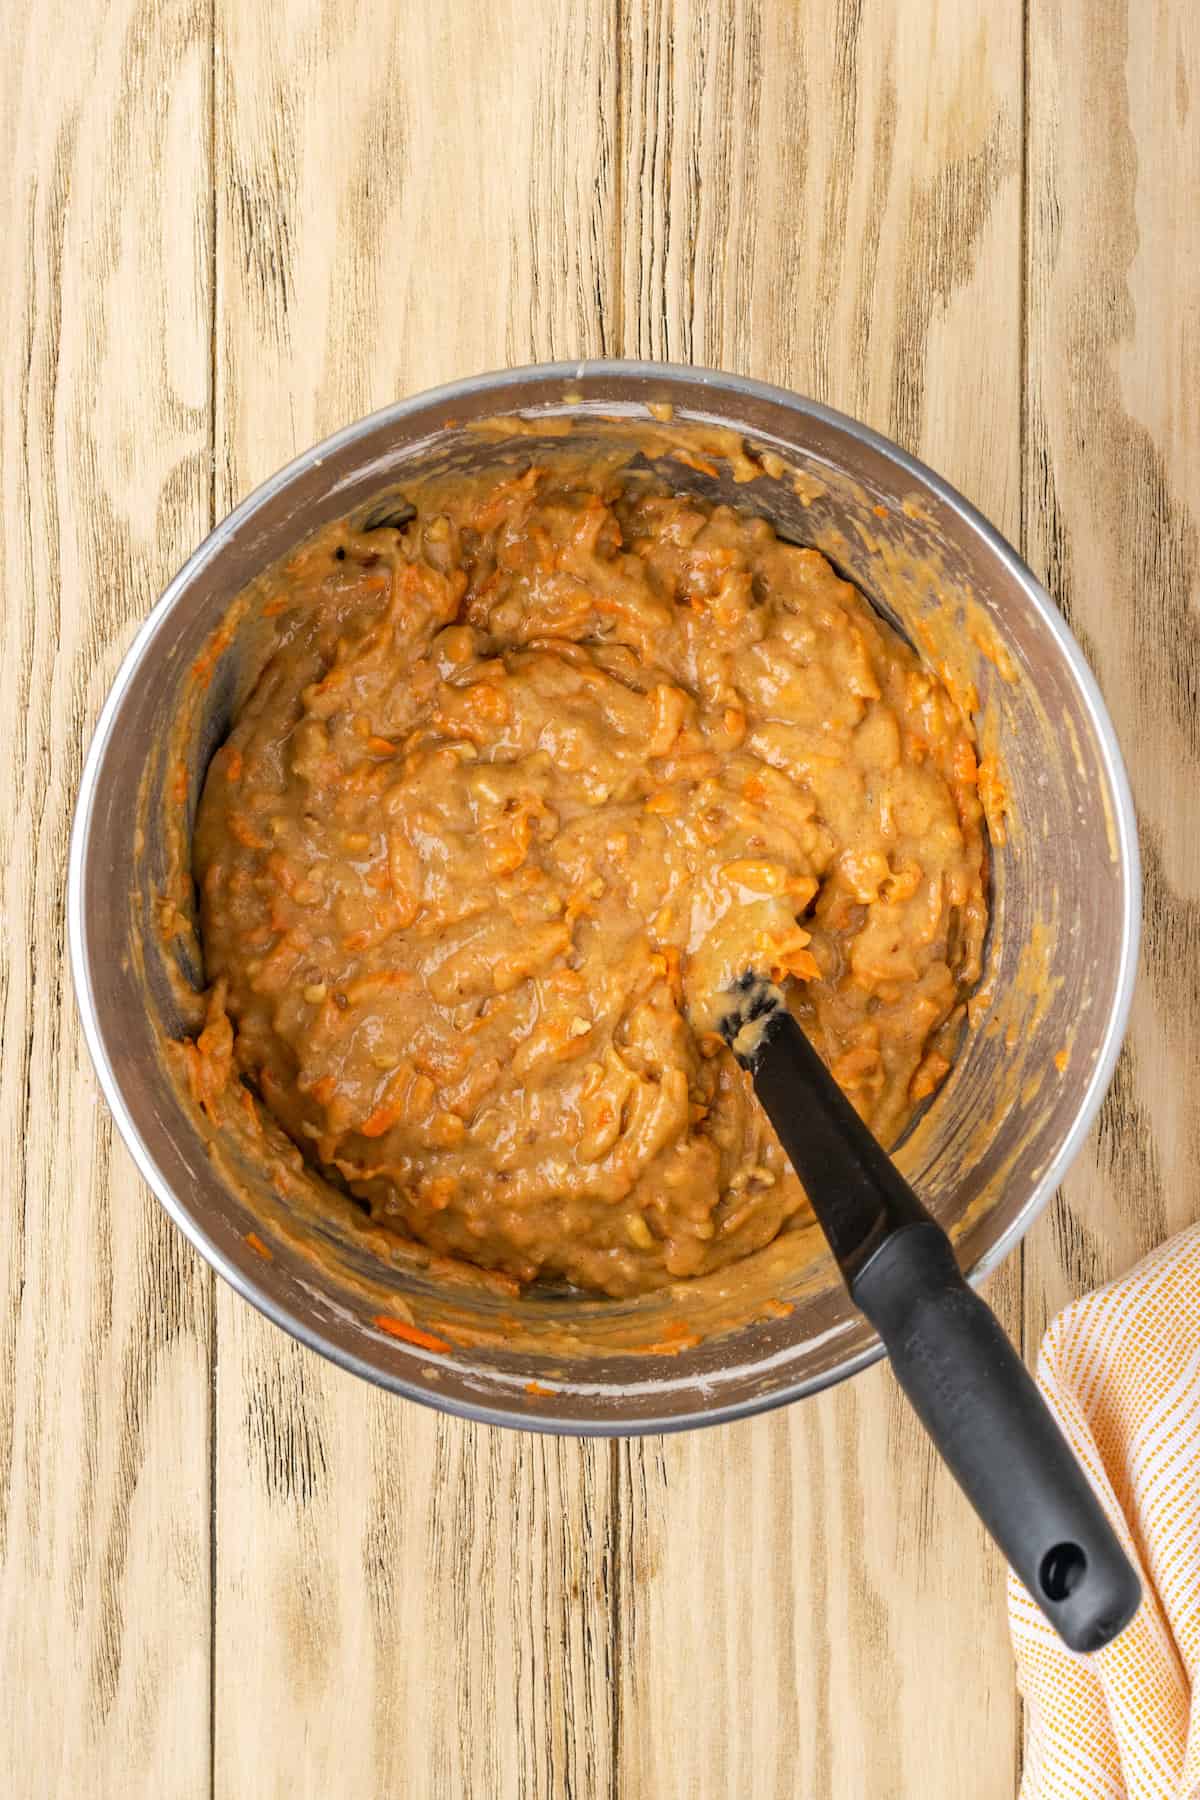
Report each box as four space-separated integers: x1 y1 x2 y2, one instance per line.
68 358 1142 1434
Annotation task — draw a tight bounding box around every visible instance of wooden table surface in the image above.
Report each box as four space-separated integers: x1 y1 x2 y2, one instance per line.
3 2 1197 1794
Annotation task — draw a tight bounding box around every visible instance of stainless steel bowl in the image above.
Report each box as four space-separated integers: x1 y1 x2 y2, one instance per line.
69 362 1140 1433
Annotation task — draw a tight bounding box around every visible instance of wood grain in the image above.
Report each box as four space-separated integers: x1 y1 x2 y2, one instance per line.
211 4 619 1796
5 0 1196 1793
1022 1 1200 1339
614 4 1025 1795
0 1 214 1795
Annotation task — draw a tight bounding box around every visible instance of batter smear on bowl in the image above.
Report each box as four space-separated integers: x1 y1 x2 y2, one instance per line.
193 457 987 1297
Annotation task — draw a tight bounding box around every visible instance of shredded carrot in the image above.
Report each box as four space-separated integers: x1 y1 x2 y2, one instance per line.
671 449 720 478
469 464 545 530
191 622 235 688
464 681 509 723
1054 1049 1070 1074
782 948 822 983
528 523 558 573
525 1380 556 1397
229 814 267 850
977 754 1008 846
630 1330 702 1357
360 1100 402 1138
909 1051 951 1103
658 944 685 1006
564 890 597 929
832 1044 880 1089
262 596 289 617
373 1315 452 1354
420 1175 458 1211
246 1232 273 1261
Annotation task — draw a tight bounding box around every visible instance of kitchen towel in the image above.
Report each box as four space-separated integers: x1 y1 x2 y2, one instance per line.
1009 1224 1200 1799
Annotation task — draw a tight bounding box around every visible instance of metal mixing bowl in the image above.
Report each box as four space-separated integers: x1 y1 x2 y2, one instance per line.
68 362 1139 1433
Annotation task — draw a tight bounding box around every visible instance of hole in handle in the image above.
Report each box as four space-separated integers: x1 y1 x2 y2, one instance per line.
1040 1542 1087 1602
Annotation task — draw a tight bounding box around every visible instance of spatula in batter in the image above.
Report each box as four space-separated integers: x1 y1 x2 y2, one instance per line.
719 973 1141 1654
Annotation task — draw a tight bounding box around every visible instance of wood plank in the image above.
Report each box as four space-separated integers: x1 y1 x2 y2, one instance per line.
1022 12 1200 1309
614 4 1024 1794
210 3 620 1795
0 1 214 1795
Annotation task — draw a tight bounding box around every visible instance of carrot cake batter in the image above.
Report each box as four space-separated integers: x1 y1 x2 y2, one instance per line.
192 458 987 1297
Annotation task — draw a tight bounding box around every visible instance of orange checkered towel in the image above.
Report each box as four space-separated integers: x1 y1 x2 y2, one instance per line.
1008 1225 1200 1798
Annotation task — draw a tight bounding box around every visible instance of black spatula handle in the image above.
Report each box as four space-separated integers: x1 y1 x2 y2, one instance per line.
853 1221 1140 1652
742 1005 1141 1654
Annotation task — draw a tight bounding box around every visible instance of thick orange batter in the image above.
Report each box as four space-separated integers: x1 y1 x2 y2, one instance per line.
192 458 987 1297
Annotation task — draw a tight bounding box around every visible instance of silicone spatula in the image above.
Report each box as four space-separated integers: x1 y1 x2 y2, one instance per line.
719 974 1141 1654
